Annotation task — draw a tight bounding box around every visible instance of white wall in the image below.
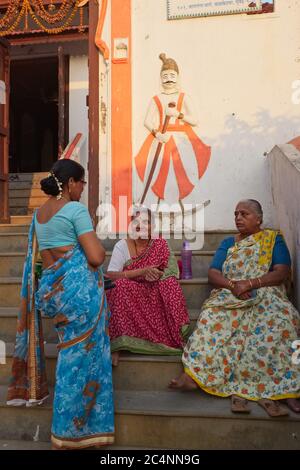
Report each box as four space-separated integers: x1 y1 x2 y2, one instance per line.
69 55 89 204
269 144 300 310
131 0 300 229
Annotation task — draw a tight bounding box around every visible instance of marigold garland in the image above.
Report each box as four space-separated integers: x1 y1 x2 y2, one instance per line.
0 0 85 36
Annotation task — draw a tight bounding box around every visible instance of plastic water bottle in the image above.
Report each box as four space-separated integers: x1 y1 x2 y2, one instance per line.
181 241 192 280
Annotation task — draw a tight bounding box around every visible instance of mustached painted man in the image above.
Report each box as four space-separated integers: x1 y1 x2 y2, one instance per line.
135 53 211 209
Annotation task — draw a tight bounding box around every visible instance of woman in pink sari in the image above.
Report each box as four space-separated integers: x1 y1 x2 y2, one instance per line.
106 208 190 366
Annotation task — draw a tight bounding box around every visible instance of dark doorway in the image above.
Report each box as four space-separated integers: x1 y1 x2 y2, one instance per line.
9 57 58 173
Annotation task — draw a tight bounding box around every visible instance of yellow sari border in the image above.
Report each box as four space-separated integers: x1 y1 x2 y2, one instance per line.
51 433 115 450
253 229 279 267
184 368 300 402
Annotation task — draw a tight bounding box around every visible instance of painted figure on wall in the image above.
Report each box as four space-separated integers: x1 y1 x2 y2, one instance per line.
135 53 211 208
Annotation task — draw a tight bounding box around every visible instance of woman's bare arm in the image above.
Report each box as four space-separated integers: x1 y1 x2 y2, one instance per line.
78 232 105 267
254 265 290 287
208 268 232 289
106 269 145 280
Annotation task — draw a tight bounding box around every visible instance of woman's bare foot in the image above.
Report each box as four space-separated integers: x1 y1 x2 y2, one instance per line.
286 398 300 413
111 351 120 367
169 372 198 391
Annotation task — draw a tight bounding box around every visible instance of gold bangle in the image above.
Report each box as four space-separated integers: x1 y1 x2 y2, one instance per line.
124 271 127 279
249 279 253 289
228 280 234 290
257 277 262 288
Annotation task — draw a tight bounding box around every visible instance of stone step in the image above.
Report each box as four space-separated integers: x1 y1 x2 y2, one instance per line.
0 250 215 277
0 227 234 250
9 196 48 208
9 216 32 225
0 308 199 345
0 439 154 450
0 278 23 307
0 308 59 344
9 189 46 198
0 386 299 449
1 312 200 389
9 181 44 190
0 277 211 309
9 172 48 183
9 208 36 216
98 231 236 252
0 234 28 252
0 224 30 234
0 440 52 450
0 254 26 277
1 343 186 389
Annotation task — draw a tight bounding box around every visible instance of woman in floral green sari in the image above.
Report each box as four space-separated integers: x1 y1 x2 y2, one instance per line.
170 200 300 416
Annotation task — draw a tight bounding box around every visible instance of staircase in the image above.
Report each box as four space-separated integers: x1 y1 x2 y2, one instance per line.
9 173 48 215
0 221 300 450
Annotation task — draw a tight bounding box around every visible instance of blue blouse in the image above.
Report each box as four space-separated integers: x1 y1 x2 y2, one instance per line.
35 202 93 251
210 234 291 272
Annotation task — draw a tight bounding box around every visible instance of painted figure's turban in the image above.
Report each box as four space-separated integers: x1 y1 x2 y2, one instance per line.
159 53 179 74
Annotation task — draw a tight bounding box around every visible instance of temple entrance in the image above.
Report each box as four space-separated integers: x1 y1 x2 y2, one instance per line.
9 57 59 173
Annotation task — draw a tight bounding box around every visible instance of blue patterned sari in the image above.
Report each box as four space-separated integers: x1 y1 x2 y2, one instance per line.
7 217 114 449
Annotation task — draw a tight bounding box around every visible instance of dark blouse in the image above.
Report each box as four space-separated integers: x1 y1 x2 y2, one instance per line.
210 234 291 272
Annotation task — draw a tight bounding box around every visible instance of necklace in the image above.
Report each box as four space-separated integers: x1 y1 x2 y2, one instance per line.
134 239 150 257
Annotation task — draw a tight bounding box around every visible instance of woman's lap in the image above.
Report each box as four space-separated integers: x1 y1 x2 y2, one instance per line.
182 290 300 400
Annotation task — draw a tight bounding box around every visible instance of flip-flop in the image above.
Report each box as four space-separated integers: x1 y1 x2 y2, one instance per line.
258 399 289 417
231 395 251 413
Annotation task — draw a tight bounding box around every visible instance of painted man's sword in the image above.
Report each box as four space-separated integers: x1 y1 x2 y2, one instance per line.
140 102 176 204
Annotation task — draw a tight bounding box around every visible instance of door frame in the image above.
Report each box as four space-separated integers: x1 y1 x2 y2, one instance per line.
58 46 69 158
88 0 100 225
0 38 10 223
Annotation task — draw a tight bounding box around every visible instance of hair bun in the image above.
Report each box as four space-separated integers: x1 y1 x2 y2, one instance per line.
40 175 60 197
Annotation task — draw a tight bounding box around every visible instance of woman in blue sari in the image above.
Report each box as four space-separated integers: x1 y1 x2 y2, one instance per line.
7 159 114 449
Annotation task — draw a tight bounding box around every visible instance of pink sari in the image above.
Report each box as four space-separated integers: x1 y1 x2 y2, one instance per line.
107 238 191 355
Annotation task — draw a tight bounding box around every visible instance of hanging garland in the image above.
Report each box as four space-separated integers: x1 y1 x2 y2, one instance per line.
0 0 21 28
31 0 73 24
0 0 85 36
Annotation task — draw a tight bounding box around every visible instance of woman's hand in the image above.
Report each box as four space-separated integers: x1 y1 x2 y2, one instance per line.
231 280 252 299
143 266 163 282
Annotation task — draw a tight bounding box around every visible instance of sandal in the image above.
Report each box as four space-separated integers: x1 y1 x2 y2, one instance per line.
258 399 289 417
285 398 300 413
231 395 251 413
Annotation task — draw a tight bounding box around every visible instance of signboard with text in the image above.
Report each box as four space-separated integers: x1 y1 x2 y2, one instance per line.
167 0 262 20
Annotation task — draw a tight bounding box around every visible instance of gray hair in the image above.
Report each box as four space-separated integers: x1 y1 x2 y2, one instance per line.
239 199 263 222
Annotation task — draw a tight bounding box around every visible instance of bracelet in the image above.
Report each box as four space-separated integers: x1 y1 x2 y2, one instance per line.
257 277 262 288
124 271 127 279
228 280 235 290
248 279 253 289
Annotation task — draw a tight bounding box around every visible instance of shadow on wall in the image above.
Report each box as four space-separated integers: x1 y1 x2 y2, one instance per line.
199 109 300 229
209 109 300 159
